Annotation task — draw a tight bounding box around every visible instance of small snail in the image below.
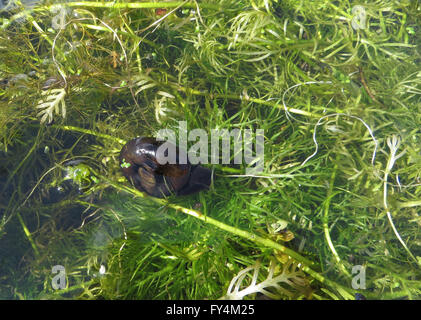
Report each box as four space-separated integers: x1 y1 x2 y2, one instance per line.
120 137 211 198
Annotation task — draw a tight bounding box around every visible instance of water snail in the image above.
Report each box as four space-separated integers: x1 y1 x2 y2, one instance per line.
120 137 212 198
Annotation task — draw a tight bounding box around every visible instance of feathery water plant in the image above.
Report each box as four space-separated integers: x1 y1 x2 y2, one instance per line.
36 88 67 124
0 0 421 300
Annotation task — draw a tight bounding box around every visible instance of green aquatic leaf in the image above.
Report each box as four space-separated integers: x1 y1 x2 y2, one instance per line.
36 88 66 124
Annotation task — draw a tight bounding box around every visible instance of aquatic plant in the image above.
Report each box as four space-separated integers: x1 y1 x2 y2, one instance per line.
1 0 421 300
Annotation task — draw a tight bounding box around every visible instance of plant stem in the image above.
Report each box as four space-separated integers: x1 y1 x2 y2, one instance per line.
397 200 421 209
16 212 39 257
383 136 419 265
52 125 126 145
59 1 220 10
177 86 321 118
323 164 351 278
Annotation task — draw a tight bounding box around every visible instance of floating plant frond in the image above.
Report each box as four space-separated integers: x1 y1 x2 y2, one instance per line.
221 259 311 300
36 88 66 124
154 95 178 124
134 76 157 95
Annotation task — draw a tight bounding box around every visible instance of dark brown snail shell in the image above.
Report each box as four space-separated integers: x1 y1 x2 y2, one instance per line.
120 137 211 198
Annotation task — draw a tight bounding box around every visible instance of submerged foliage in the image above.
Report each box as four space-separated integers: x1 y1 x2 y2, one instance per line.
1 0 421 300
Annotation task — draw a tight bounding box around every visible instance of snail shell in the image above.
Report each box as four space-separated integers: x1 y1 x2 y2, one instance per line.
120 137 211 198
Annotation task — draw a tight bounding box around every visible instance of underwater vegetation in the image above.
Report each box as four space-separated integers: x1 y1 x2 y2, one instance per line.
0 0 421 300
